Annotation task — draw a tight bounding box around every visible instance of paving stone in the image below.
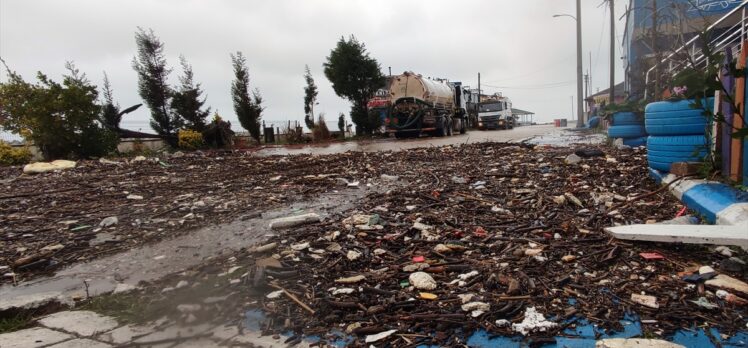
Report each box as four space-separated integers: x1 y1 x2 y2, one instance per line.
97 324 154 344
0 327 73 348
0 291 70 312
133 323 213 344
39 311 120 337
48 338 113 348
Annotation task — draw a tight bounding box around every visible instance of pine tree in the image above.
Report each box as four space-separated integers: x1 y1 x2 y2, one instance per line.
338 112 345 133
100 72 121 130
323 35 386 135
231 52 262 143
303 65 318 130
171 55 211 131
132 27 182 146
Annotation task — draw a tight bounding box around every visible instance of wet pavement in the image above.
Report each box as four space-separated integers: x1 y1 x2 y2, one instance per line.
0 187 377 310
255 124 559 156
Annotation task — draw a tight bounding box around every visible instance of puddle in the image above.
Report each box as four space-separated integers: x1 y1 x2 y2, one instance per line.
526 129 606 147
255 125 558 157
0 187 377 309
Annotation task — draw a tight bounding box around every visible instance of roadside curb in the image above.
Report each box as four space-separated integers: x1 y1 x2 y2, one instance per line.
649 168 748 226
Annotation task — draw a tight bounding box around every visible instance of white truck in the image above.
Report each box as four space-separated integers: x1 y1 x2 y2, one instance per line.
478 94 514 130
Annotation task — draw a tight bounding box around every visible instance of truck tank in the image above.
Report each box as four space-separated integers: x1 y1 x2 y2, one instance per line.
388 72 454 110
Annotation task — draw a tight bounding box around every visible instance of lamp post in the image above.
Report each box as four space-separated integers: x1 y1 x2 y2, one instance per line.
554 0 584 128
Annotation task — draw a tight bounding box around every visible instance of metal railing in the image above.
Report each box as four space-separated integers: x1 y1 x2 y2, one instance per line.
644 1 748 97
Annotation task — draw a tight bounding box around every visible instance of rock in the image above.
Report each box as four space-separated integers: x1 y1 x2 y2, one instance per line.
373 248 387 256
23 160 76 174
705 274 748 296
269 213 321 230
698 265 715 275
721 257 747 273
631 293 659 308
171 151 185 158
412 222 433 231
564 154 582 165
715 246 734 257
175 280 189 289
126 194 144 200
596 338 685 348
409 272 437 290
524 248 543 256
290 242 310 251
346 250 362 261
335 275 366 284
511 307 557 335
99 216 118 227
132 156 147 162
419 292 438 300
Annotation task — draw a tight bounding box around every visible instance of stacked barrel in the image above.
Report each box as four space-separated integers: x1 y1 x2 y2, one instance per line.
608 112 647 147
644 99 713 172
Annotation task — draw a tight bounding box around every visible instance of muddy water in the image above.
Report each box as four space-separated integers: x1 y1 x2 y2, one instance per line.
0 187 376 305
255 124 558 156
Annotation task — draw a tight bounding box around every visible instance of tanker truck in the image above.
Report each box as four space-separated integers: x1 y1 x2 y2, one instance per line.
384 72 467 138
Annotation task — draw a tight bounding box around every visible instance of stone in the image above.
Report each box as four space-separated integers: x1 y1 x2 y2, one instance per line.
698 266 715 275
23 160 76 174
99 216 118 227
175 280 189 289
721 257 747 273
564 154 582 165
0 327 73 348
39 311 119 337
346 250 362 261
48 338 112 348
409 272 437 290
269 213 321 230
126 194 144 200
596 338 685 348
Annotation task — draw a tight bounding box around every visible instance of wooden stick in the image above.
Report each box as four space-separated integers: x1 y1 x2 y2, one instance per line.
269 283 315 314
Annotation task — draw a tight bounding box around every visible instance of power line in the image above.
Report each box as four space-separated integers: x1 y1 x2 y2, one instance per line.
481 80 576 90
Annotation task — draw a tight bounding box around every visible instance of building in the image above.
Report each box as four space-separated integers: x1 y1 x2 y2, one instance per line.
622 0 742 99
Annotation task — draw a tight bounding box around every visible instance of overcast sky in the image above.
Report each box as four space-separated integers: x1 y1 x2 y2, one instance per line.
0 0 628 130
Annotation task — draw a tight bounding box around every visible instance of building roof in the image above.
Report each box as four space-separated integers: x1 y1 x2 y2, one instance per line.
511 108 534 116
590 82 625 98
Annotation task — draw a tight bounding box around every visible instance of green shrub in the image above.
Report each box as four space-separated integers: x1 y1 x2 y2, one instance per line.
0 141 32 165
177 129 204 150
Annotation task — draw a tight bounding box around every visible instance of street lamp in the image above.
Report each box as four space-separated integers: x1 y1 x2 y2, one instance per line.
553 0 584 128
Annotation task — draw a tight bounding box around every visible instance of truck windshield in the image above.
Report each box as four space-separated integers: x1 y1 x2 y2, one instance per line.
479 103 503 112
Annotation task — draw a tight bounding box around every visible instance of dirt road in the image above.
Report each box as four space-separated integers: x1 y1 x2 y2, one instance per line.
255 124 559 156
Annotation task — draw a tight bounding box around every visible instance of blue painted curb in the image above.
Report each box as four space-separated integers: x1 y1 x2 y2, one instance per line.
649 168 748 225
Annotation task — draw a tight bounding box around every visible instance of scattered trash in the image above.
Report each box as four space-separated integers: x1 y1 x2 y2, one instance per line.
639 252 665 260
23 160 77 174
511 307 557 335
631 293 659 308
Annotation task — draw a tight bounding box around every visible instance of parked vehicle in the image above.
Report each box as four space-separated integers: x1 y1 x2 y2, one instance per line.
384 72 467 138
478 94 514 130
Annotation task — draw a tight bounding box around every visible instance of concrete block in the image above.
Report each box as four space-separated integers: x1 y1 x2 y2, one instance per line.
39 311 120 337
0 327 73 348
605 224 748 250
596 338 684 348
97 324 153 344
717 202 748 227
48 338 113 347
0 291 69 312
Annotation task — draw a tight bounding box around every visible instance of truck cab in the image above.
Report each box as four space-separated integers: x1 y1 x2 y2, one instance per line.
478 98 513 130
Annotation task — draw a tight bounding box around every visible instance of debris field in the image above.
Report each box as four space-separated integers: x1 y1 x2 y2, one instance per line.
115 143 748 346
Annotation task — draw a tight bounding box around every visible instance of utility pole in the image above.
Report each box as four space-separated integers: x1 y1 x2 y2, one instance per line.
584 73 590 114
609 0 616 105
652 0 658 100
478 72 481 103
571 96 574 122
575 0 584 127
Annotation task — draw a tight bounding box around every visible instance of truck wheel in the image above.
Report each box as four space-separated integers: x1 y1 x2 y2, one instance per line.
447 118 453 136
435 119 446 137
